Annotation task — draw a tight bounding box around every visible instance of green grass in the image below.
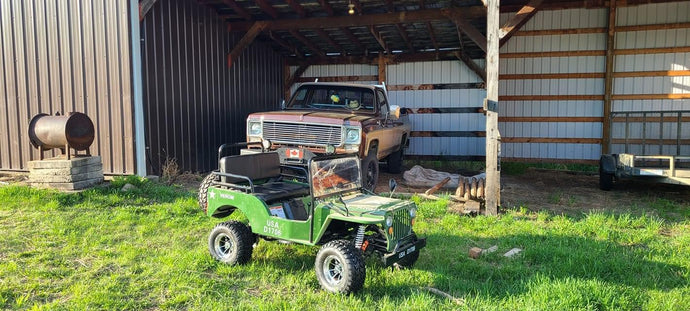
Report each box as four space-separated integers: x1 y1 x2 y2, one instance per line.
1 179 689 310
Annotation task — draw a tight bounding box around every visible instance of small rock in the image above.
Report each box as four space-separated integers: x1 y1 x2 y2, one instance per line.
121 183 136 192
503 248 522 258
468 247 483 259
145 175 160 182
482 245 498 254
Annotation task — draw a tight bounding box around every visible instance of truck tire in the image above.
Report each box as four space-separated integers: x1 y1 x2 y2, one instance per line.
198 172 218 212
386 148 404 174
362 153 379 192
208 221 253 265
315 240 366 294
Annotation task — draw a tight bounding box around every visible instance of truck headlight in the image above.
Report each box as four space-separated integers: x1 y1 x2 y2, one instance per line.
345 128 360 143
249 122 262 135
409 207 416 218
385 215 393 227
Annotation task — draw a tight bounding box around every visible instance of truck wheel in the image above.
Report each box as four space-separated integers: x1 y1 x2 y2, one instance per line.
396 233 420 267
315 240 366 294
208 221 253 265
198 172 218 212
599 172 614 191
386 148 404 174
362 153 379 192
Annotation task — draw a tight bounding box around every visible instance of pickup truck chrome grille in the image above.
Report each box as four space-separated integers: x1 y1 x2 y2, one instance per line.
262 122 342 147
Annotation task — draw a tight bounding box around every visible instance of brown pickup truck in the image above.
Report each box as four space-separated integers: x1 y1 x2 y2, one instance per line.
243 82 410 190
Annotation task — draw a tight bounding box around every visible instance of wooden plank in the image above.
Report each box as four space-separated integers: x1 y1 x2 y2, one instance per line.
485 0 500 215
602 0 616 154
611 94 690 100
228 7 487 32
501 50 605 58
295 75 378 83
498 0 543 46
613 70 690 77
616 22 690 32
411 131 486 137
403 107 485 114
454 51 486 82
378 54 386 84
614 46 690 55
395 24 415 52
227 21 269 67
502 137 602 144
499 95 604 101
516 27 606 36
387 83 485 91
502 157 598 165
369 26 390 54
426 22 440 51
500 72 604 79
452 18 487 52
499 117 604 122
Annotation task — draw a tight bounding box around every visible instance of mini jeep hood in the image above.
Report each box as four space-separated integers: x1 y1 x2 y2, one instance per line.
249 110 375 125
339 193 411 215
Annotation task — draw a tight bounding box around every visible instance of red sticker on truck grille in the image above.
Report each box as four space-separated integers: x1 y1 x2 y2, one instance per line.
286 149 303 159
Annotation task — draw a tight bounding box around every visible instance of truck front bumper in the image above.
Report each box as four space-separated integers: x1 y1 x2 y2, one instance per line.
381 237 427 266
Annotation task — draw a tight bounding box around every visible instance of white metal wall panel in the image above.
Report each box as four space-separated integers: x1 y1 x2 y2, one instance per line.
501 56 606 74
617 2 690 26
500 33 606 53
616 29 689 49
501 8 608 31
499 100 603 118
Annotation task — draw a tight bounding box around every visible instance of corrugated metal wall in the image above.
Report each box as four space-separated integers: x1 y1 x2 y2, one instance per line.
141 0 283 174
0 0 135 174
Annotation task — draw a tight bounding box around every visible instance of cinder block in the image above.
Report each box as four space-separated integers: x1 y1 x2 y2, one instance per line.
31 177 103 191
27 156 101 169
28 163 102 176
29 170 104 183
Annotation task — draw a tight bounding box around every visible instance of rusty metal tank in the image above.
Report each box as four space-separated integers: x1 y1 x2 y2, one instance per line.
28 112 95 160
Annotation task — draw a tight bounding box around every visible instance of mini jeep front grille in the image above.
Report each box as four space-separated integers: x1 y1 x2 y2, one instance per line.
262 122 342 147
392 208 412 241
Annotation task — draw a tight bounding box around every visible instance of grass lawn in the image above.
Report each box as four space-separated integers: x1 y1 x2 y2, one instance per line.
1 177 688 310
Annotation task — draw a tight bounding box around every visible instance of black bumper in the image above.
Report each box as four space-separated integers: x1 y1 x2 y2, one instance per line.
382 237 427 266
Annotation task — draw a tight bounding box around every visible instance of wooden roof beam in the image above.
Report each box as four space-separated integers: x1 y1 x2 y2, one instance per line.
227 7 487 31
228 21 269 67
269 31 304 58
315 29 347 55
426 23 439 51
221 0 252 21
499 0 543 46
254 0 279 19
341 28 367 52
382 1 414 52
451 18 487 53
369 26 391 54
289 30 326 58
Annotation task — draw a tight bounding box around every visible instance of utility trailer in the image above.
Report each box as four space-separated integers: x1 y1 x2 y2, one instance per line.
599 110 690 190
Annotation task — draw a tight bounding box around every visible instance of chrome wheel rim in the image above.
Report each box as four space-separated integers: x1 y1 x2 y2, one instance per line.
322 255 344 285
214 233 234 258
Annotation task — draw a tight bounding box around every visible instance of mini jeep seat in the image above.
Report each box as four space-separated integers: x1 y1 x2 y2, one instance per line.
219 152 309 202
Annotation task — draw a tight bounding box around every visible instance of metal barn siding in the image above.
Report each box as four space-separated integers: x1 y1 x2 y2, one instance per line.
0 0 135 174
141 0 283 174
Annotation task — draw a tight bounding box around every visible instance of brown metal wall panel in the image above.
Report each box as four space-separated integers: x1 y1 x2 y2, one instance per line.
0 0 135 174
141 0 284 174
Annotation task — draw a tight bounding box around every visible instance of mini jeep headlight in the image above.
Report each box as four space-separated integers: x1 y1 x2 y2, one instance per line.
385 215 393 227
249 122 262 135
409 207 417 218
345 128 360 143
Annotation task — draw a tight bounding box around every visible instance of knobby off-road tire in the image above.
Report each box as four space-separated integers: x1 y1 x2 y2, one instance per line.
599 173 614 191
386 147 404 174
208 221 253 265
315 240 366 294
362 152 379 192
396 232 420 268
198 172 218 212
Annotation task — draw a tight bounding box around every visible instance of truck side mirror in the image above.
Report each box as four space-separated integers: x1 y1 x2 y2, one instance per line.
389 105 401 120
281 100 286 110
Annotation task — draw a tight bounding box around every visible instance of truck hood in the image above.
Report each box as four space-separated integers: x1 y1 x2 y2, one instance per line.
338 193 412 216
249 110 376 125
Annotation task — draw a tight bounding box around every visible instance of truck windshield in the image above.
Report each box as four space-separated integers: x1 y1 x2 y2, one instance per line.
288 85 375 112
310 156 362 198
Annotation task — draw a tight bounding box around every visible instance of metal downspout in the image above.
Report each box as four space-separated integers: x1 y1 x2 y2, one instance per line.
130 0 147 176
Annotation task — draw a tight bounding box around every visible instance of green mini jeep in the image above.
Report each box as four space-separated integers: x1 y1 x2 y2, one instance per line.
199 145 425 294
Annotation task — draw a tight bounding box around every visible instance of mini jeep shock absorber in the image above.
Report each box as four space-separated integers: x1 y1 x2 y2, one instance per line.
354 225 366 249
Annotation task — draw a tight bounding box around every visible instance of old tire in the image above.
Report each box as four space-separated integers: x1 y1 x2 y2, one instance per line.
396 233 420 268
198 172 218 212
208 221 253 265
315 240 366 294
362 153 379 192
599 172 614 191
386 148 404 174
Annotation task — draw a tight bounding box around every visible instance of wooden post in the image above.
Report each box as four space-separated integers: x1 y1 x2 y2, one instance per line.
602 0 617 154
484 0 500 215
378 54 386 84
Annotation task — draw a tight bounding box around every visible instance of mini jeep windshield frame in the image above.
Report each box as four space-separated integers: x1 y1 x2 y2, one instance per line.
309 155 362 198
288 85 376 112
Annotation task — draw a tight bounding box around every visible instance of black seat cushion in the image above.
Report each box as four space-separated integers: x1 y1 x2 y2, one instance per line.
254 182 310 203
219 152 281 183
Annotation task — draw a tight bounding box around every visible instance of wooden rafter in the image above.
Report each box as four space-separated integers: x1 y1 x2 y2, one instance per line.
285 64 310 98
289 30 326 58
254 0 279 19
221 0 252 21
499 0 543 46
227 21 269 67
269 31 304 58
453 18 487 52
341 28 367 51
315 29 346 55
419 1 438 52
454 51 486 82
285 0 307 18
369 26 390 54
381 1 414 52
